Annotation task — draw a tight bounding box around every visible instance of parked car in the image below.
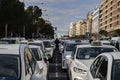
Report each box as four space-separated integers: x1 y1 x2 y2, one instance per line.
0 44 45 80
0 37 25 44
29 45 49 80
66 44 118 80
28 40 46 54
43 40 54 59
88 52 120 80
111 37 120 50
62 40 79 70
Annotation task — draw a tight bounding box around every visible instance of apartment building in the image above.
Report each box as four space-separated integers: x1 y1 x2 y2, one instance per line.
75 19 86 35
86 12 92 34
100 0 120 32
68 22 76 37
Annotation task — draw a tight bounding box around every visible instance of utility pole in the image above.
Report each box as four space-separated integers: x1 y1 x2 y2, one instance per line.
23 0 25 37
5 24 8 37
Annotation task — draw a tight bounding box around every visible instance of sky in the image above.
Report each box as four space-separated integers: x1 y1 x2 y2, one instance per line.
21 0 102 36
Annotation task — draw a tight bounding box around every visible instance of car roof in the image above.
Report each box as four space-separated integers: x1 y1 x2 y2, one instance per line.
100 52 120 60
0 44 26 55
29 45 41 49
76 44 116 48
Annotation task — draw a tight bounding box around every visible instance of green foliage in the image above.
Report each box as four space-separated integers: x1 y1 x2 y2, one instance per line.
0 0 24 24
0 0 54 38
99 30 108 36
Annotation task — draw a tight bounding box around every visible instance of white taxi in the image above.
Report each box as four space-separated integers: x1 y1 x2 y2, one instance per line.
62 41 77 70
29 45 49 80
66 44 118 80
0 44 45 80
88 52 120 80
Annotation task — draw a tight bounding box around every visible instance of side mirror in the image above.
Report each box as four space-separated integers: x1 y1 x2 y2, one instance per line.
65 55 72 60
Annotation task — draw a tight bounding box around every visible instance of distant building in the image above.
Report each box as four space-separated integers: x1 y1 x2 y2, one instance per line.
68 22 76 37
86 12 92 34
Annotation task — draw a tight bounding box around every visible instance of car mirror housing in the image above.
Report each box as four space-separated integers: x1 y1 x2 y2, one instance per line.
65 55 71 60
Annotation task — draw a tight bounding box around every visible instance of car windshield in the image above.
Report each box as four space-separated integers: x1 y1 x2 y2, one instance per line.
43 41 51 48
29 43 42 47
66 43 76 51
0 55 20 80
76 47 117 59
31 48 42 61
112 60 120 80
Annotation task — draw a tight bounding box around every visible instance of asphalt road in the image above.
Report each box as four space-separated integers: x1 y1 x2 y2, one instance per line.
48 50 68 80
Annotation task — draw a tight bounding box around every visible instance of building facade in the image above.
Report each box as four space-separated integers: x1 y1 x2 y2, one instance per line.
92 7 100 39
68 22 76 37
86 12 93 34
100 0 120 32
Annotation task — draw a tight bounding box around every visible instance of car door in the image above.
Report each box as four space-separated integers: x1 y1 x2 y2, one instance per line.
95 56 108 80
89 56 103 80
89 56 108 80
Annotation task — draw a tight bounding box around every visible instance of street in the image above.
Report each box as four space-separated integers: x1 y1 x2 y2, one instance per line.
48 50 68 80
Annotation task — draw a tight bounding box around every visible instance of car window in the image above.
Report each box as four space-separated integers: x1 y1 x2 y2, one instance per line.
25 48 36 73
65 43 76 51
0 55 20 80
31 48 42 61
95 57 108 80
76 47 117 59
43 41 51 48
90 56 103 78
112 60 120 80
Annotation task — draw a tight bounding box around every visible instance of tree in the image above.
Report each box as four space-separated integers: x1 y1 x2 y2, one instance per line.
0 0 25 37
99 30 108 36
0 0 24 24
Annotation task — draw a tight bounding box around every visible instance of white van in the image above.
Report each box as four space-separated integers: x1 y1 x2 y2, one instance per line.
111 37 120 50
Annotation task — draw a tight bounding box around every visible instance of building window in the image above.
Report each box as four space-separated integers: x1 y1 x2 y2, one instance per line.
105 16 107 18
106 5 108 8
118 1 120 6
118 8 120 12
106 0 108 3
111 1 113 4
117 21 119 25
111 7 113 10
110 13 112 16
105 11 107 13
117 15 119 18
105 26 107 29
105 21 107 24
110 24 112 28
110 18 112 22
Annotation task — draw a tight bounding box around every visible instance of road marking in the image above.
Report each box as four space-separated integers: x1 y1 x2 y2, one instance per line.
56 63 58 66
56 67 58 71
56 72 59 77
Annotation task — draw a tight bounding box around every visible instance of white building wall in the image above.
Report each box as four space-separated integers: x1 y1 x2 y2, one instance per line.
92 8 100 34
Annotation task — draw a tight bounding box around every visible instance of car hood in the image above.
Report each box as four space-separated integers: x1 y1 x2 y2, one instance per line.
75 59 94 70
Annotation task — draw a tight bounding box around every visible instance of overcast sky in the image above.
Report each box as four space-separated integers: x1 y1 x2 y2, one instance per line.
21 0 101 36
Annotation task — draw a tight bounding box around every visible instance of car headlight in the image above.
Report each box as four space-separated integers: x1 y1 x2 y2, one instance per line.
73 67 87 74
